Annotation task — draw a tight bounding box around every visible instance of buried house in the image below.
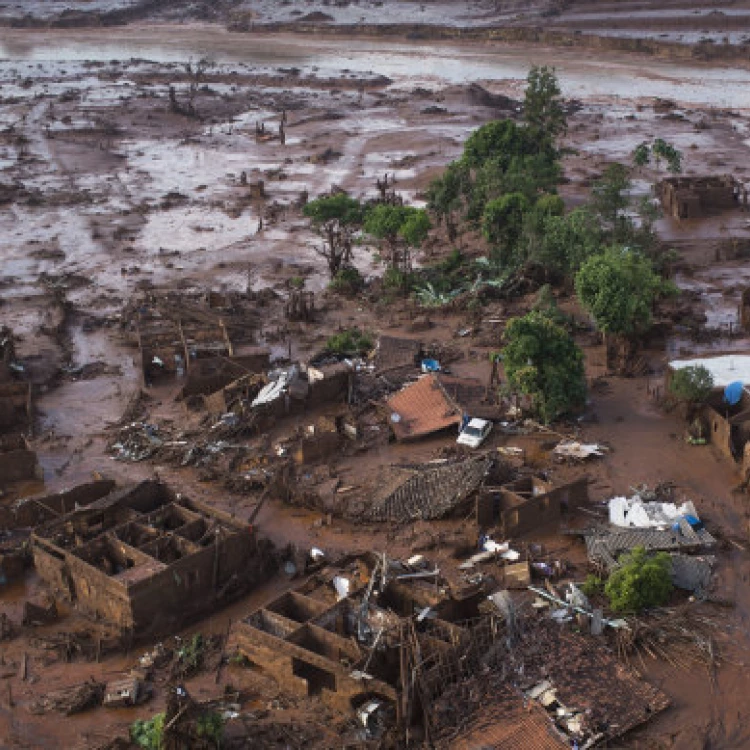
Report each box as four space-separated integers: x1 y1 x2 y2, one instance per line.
233 554 669 746
31 480 276 636
657 174 747 220
668 355 750 478
476 475 590 538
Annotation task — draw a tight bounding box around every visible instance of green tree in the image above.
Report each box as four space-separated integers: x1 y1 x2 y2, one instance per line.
632 139 682 174
575 246 663 337
524 207 601 277
605 547 673 613
670 365 714 405
523 65 567 144
482 192 530 268
652 138 682 174
591 162 631 237
363 204 431 268
462 119 537 170
502 311 586 423
303 193 364 278
632 141 651 168
426 160 471 239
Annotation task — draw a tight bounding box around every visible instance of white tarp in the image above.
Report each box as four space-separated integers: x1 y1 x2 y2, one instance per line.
609 495 698 528
553 441 605 460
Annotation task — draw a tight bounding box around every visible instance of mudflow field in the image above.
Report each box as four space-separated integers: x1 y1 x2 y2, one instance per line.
4 4 750 750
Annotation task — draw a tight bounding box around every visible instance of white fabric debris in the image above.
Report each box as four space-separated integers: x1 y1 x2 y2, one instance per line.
553 441 605 460
609 495 698 528
482 539 509 554
332 576 350 601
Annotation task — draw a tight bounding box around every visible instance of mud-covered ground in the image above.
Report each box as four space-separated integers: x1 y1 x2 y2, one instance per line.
4 16 750 750
4 0 750 52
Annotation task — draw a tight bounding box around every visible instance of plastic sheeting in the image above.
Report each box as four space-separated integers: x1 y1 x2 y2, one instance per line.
609 495 698 528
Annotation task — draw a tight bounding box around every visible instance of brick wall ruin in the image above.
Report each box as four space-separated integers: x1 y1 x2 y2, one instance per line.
31 480 276 637
657 175 747 220
476 476 589 537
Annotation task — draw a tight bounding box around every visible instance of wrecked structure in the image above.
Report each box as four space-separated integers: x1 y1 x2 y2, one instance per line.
0 434 40 487
234 553 669 747
476 475 590 538
385 373 462 441
669 356 750 475
657 174 747 219
31 480 276 636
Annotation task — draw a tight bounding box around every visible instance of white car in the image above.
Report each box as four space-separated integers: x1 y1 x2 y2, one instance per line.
457 418 493 448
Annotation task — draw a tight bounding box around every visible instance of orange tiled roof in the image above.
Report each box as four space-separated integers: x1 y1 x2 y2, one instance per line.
385 373 462 441
450 687 568 750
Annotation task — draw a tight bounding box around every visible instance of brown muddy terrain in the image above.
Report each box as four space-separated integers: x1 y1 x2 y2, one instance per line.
3 4 750 750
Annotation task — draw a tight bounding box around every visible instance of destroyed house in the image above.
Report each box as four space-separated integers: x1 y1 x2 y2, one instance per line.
657 174 747 220
669 357 750 473
236 556 668 745
234 555 490 721
373 335 421 374
0 433 39 487
585 521 716 571
180 348 270 399
437 373 500 419
476 476 589 538
137 308 233 385
385 373 462 441
360 457 492 523
31 480 275 636
0 479 115 529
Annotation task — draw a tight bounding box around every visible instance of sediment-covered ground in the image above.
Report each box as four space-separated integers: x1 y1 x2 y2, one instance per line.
4 7 750 749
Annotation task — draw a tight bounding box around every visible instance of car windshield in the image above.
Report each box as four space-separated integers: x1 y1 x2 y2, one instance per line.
463 426 482 437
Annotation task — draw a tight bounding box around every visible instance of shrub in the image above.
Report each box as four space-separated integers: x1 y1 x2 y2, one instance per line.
581 574 604 598
326 328 373 356
669 365 714 405
605 546 673 613
131 713 165 750
329 265 364 295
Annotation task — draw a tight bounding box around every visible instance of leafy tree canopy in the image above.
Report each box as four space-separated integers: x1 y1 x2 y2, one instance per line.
363 204 431 247
525 207 602 276
462 119 539 170
633 139 682 174
482 192 530 267
575 246 663 337
303 193 364 226
426 159 471 219
523 65 567 143
605 547 673 613
502 310 587 423
670 365 714 404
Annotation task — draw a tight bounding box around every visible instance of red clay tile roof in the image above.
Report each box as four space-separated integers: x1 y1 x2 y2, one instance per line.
449 686 568 750
385 374 462 441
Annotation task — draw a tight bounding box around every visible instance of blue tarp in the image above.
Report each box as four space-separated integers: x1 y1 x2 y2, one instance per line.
725 380 744 406
421 359 441 373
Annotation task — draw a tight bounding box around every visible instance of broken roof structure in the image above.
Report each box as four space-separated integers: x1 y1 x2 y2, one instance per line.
584 520 716 572
385 373 462 441
360 457 492 523
31 480 276 636
373 334 421 374
444 685 569 749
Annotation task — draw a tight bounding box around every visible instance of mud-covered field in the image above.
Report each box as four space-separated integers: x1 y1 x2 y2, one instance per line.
4 8 750 750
